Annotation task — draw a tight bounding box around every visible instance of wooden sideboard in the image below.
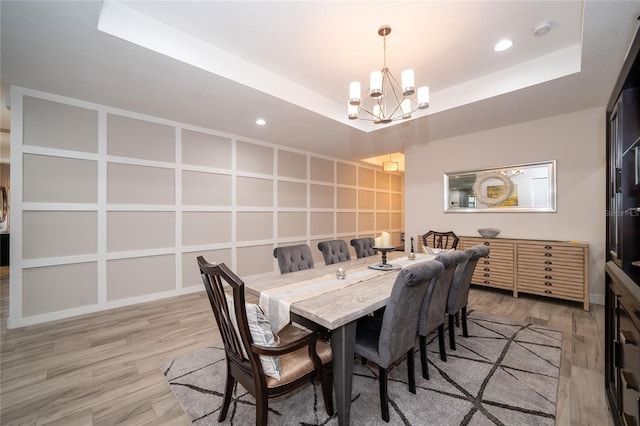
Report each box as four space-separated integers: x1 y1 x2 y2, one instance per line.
459 236 590 310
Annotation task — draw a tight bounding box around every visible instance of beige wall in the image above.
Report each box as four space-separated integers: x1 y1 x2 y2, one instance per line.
404 107 606 301
9 87 404 327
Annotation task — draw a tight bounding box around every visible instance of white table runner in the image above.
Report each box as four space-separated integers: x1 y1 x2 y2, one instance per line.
260 253 435 332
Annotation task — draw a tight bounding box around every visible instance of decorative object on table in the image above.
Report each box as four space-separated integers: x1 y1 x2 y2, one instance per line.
369 246 401 270
477 227 501 238
336 267 346 280
374 231 393 248
347 25 429 124
408 236 416 260
162 311 562 425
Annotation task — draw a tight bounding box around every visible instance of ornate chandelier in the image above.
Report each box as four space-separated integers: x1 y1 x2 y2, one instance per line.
348 25 430 124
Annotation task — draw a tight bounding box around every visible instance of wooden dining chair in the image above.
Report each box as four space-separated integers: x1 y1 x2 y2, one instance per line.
354 260 444 422
446 244 490 350
418 250 468 379
273 244 314 274
350 237 377 259
422 230 460 250
197 256 334 425
317 239 351 265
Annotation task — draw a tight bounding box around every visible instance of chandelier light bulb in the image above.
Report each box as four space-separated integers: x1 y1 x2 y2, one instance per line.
348 103 359 120
401 69 415 96
401 99 412 118
370 71 382 97
417 86 430 109
349 81 361 105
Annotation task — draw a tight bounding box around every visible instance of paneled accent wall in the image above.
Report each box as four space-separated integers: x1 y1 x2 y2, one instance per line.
9 87 404 327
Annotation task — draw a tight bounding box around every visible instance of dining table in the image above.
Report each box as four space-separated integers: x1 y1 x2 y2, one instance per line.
243 250 436 426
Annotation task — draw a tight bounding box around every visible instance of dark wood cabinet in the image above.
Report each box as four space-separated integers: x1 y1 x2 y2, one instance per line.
606 26 640 426
0 233 8 266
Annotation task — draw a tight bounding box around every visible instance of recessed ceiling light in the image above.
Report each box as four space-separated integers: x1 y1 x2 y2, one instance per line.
256 118 266 126
494 39 513 52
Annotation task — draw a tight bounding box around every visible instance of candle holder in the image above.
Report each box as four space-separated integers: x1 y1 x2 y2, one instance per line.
408 236 416 260
369 246 401 270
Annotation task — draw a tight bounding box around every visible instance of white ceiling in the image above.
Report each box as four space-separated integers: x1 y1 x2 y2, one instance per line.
1 1 640 165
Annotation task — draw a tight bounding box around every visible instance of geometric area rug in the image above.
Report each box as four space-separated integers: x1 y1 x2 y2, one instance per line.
161 311 562 425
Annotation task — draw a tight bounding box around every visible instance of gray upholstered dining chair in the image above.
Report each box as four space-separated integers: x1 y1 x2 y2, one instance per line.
317 239 351 265
418 250 468 379
273 244 315 274
354 260 444 422
350 237 377 259
447 244 490 350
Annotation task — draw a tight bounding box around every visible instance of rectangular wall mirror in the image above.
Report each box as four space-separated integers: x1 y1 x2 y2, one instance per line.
444 160 556 212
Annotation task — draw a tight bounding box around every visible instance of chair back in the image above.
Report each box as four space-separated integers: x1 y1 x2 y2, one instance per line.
273 244 314 274
418 250 468 336
422 230 460 250
197 257 258 379
447 244 490 314
318 240 351 265
377 260 444 366
350 237 377 259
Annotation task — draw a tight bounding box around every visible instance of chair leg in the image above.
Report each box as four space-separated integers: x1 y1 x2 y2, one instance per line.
407 348 416 394
438 324 447 361
461 306 469 337
321 367 335 416
379 367 390 422
218 364 235 422
419 335 429 379
455 311 460 327
448 314 456 350
256 392 268 426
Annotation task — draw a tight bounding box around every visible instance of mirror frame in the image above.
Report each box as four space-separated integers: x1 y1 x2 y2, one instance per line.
0 186 6 223
444 160 557 213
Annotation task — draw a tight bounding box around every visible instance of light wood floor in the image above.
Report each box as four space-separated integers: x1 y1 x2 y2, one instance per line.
0 265 613 425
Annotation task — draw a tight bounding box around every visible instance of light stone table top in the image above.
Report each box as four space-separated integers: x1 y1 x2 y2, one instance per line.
244 252 434 330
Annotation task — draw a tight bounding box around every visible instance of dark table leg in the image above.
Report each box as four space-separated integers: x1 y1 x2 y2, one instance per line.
331 320 357 426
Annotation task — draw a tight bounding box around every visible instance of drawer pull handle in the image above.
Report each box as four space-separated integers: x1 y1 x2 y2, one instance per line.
544 290 552 294
484 273 490 277
483 280 490 284
621 370 639 391
544 253 553 257
544 267 552 271
483 268 490 271
545 275 553 279
545 282 552 286
544 245 552 249
484 242 490 246
620 329 637 346
544 261 553 265
484 261 490 264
